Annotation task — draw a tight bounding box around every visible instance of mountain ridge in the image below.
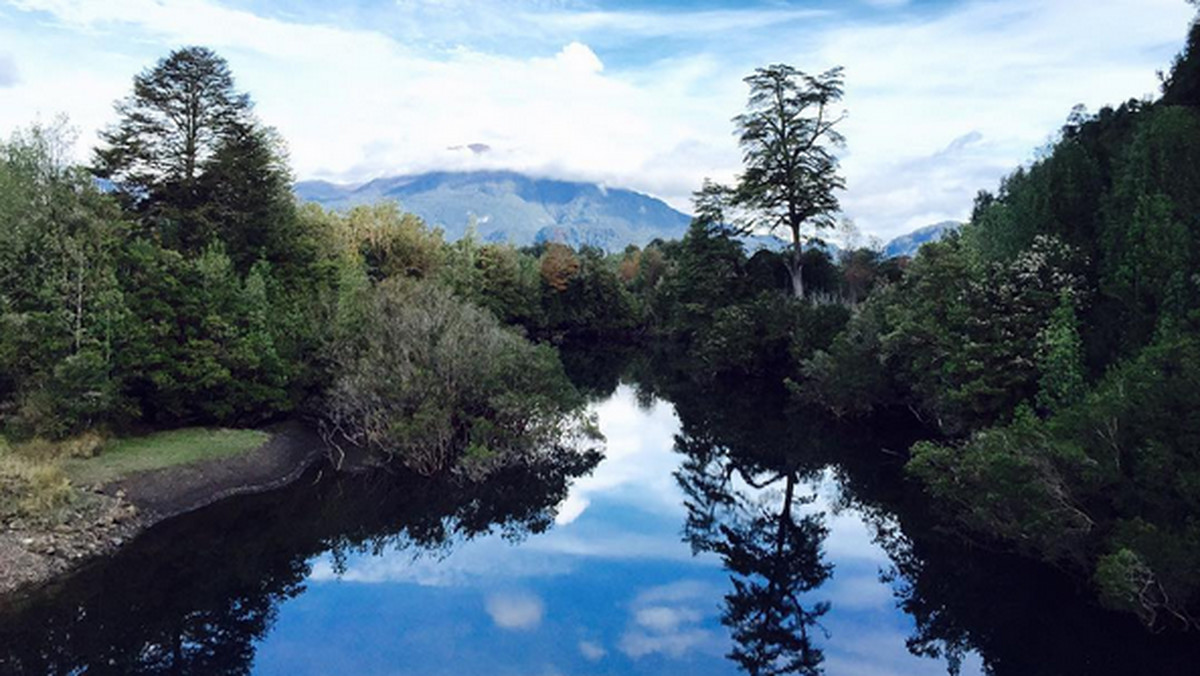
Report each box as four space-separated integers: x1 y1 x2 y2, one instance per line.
294 170 957 255
294 170 692 249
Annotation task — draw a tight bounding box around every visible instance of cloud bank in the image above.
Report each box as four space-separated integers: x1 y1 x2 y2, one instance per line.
0 0 1193 238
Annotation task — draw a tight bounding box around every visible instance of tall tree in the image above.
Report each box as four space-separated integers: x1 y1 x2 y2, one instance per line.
93 46 252 250
731 65 847 299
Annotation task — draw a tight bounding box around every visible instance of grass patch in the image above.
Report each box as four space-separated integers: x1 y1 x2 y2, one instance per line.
0 436 78 522
63 428 270 487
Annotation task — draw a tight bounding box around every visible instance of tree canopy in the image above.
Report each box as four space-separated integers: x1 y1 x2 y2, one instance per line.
730 65 847 299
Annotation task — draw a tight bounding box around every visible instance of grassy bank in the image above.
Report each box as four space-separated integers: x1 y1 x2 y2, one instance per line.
62 428 270 487
0 428 269 523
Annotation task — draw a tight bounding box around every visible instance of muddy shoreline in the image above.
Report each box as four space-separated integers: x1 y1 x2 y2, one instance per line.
0 421 328 597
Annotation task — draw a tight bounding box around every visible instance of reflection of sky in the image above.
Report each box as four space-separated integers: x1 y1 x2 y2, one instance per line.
251 386 983 675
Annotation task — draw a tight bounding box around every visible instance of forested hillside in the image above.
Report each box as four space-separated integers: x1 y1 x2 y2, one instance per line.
797 15 1200 628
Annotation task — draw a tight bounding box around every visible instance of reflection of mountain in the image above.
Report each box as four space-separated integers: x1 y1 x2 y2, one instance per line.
294 171 692 250
0 454 598 675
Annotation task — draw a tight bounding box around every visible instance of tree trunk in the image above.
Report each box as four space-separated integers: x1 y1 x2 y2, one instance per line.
789 235 805 299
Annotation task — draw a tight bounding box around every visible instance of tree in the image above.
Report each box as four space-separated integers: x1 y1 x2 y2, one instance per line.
731 65 847 299
197 121 302 276
0 121 131 437
93 46 252 249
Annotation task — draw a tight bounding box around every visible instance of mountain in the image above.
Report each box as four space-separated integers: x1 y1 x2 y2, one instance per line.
881 221 960 258
294 170 692 250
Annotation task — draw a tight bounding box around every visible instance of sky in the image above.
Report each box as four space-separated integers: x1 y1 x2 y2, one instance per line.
0 0 1194 239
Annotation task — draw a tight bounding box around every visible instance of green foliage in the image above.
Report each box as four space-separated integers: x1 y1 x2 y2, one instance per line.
93 46 258 250
1036 290 1086 414
1161 14 1200 107
694 292 847 378
654 218 749 340
1094 548 1157 620
910 330 1200 627
340 202 446 281
113 242 291 425
845 232 1083 433
0 121 131 438
323 281 597 478
796 295 895 417
805 25 1200 626
197 122 307 278
538 245 637 337
907 406 1096 565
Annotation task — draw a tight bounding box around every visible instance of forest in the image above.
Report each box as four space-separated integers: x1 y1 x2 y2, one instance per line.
2 9 1200 639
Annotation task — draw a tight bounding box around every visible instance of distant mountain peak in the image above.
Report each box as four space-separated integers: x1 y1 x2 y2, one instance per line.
882 221 960 258
294 170 691 250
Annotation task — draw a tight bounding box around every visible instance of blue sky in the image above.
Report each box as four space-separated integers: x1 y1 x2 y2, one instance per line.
0 0 1194 238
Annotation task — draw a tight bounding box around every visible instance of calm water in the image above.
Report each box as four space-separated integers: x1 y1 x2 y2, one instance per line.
2 369 1198 675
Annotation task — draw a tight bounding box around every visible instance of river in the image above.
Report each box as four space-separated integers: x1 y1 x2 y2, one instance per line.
1 359 1198 675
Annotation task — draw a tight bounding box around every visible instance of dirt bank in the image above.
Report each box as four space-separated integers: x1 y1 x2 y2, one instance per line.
0 421 327 596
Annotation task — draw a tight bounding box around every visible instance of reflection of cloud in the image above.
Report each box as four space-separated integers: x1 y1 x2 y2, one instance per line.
619 580 725 660
828 571 892 611
307 536 575 586
634 606 702 633
619 627 713 659
579 640 606 661
635 579 719 604
485 591 544 630
822 626 986 676
524 530 717 564
556 386 683 526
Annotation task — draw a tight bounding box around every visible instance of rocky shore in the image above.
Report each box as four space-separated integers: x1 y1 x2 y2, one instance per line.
0 421 327 596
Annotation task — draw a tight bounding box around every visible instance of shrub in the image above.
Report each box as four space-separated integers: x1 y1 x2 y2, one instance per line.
324 280 599 478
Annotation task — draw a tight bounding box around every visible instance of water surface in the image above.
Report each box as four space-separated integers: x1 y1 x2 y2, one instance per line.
2 375 1198 675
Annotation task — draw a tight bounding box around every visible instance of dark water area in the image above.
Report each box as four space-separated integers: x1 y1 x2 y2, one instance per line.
1 347 1198 675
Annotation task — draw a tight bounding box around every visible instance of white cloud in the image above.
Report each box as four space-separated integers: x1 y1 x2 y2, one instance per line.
827 571 893 611
306 536 575 586
1 0 1193 238
535 8 831 38
822 627 985 676
523 530 714 563
634 579 722 605
578 640 606 661
485 591 545 630
553 41 603 74
0 53 16 87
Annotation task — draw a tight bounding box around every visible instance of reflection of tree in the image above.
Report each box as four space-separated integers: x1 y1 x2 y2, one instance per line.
864 503 1200 676
554 340 638 402
677 433 831 676
0 449 599 675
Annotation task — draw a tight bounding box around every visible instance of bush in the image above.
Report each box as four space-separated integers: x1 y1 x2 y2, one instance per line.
324 280 599 478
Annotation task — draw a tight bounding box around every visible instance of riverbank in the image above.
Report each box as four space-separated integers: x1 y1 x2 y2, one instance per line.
0 421 328 596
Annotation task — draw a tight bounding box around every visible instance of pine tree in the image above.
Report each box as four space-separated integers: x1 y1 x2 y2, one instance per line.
93 46 252 250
